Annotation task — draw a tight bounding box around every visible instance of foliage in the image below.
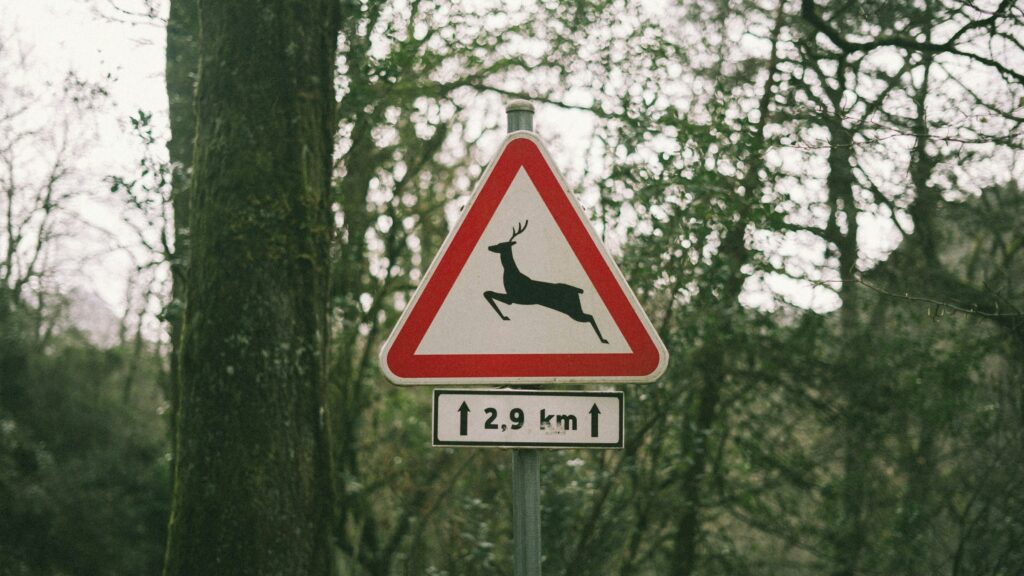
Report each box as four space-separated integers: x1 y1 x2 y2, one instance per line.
0 295 169 576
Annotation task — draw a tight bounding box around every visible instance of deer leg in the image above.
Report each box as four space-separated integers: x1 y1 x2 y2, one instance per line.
578 313 609 344
484 291 512 320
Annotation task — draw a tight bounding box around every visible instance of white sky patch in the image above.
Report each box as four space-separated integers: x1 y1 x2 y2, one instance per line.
2 0 167 317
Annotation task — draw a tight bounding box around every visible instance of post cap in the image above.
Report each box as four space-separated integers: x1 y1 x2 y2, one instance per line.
505 99 535 113
505 99 534 133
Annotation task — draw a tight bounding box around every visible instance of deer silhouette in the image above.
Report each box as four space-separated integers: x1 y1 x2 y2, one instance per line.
483 221 608 344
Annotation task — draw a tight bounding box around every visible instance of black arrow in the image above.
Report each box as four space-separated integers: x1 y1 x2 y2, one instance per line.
458 402 470 436
589 404 601 437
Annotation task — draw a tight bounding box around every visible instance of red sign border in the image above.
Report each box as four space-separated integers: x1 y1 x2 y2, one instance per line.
381 133 668 385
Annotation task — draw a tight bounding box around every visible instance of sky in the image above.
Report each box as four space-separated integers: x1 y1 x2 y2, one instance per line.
2 0 168 316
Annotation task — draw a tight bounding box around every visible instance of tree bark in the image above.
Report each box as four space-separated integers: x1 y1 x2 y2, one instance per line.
825 100 868 576
163 1 340 574
164 0 198 466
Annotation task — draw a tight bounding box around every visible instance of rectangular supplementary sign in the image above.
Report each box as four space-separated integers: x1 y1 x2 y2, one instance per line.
433 389 623 449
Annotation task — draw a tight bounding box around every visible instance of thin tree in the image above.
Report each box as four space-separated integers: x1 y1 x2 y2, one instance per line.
162 0 197 465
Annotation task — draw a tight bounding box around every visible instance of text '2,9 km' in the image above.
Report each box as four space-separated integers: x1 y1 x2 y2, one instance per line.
433 389 623 449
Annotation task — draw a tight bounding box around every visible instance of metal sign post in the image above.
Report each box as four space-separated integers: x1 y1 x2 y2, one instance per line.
513 448 541 576
507 100 542 576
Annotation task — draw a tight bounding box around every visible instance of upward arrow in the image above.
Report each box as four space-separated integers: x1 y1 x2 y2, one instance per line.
458 402 470 436
589 403 601 438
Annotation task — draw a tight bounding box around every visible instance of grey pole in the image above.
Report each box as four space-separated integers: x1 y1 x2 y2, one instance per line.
513 448 541 576
506 98 541 576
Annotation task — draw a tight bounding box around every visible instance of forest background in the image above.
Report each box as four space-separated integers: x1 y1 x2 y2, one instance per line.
1 0 1022 575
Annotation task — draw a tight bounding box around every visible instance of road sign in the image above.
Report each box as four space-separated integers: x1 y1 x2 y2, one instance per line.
433 389 623 448
380 132 669 385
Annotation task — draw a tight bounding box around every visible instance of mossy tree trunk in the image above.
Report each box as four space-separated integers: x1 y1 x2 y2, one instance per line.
163 1 340 575
164 0 198 466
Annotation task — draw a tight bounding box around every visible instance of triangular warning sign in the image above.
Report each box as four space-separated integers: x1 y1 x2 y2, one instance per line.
380 133 668 385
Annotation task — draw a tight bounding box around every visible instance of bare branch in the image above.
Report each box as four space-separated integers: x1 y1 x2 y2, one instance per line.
800 0 1024 84
810 277 1023 319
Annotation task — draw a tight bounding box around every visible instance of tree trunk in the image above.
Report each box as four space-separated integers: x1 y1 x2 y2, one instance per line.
826 114 868 576
163 1 340 574
164 0 198 467
670 7 783 572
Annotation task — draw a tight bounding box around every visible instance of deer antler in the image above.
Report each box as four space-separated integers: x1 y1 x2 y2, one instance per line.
509 220 529 241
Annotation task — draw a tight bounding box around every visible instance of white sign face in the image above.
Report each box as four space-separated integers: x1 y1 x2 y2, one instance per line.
433 389 624 449
380 133 668 385
416 168 631 355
